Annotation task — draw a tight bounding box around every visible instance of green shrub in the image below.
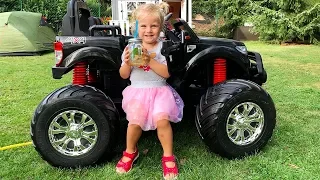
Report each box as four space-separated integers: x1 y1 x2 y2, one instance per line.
193 0 320 43
249 2 320 43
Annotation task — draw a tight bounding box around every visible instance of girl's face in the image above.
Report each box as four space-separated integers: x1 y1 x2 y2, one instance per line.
138 13 161 45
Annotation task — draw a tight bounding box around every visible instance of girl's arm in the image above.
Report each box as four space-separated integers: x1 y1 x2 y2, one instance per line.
119 47 132 79
149 58 170 78
120 63 131 79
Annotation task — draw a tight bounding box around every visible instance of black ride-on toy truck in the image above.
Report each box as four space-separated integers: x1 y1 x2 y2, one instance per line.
31 0 276 168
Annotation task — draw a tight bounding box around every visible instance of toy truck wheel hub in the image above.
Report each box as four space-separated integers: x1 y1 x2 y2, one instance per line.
67 124 82 138
48 110 98 156
226 102 264 146
235 116 245 124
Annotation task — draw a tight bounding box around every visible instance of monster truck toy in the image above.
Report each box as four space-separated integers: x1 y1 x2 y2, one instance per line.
31 0 276 168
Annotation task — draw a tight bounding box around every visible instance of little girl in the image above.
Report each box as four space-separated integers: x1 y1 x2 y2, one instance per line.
116 2 184 180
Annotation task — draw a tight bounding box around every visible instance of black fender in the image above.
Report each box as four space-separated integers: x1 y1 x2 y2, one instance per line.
52 47 119 79
183 46 250 81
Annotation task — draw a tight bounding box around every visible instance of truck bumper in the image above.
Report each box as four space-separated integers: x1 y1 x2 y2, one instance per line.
248 51 267 84
52 66 69 79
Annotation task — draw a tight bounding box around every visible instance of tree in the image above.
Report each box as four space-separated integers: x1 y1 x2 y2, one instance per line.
192 0 320 43
99 0 111 6
20 0 69 33
249 1 320 43
0 0 20 12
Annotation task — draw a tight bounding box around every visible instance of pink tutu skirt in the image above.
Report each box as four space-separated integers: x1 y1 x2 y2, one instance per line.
122 83 184 131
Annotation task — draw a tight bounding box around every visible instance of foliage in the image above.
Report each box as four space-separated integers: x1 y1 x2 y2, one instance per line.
255 0 306 13
20 0 69 33
193 0 320 43
248 2 298 42
249 2 320 43
100 0 111 5
86 0 111 17
192 0 218 17
0 0 70 33
305 0 320 7
294 3 320 43
0 0 20 12
214 0 252 38
192 0 253 38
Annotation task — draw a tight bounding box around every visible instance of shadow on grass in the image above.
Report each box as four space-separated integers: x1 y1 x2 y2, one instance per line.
0 50 53 57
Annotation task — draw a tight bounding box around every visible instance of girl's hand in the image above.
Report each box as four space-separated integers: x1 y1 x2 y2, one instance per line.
142 48 156 65
123 46 131 66
119 46 132 79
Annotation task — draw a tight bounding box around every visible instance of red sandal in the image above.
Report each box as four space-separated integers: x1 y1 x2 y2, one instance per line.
162 155 178 179
116 149 139 174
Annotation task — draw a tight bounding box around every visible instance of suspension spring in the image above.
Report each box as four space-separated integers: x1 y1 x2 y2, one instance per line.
213 58 227 84
73 62 87 85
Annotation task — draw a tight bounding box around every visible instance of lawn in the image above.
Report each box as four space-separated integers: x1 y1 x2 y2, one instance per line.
0 42 320 179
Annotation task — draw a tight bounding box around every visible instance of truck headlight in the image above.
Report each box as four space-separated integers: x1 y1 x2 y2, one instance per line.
236 45 248 55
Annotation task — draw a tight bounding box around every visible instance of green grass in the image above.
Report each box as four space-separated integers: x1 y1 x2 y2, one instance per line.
1 42 320 179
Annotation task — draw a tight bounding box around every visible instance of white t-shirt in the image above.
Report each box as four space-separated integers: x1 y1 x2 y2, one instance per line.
121 41 168 84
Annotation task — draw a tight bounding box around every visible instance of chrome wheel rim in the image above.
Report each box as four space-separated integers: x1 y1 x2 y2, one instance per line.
226 102 264 146
48 110 98 156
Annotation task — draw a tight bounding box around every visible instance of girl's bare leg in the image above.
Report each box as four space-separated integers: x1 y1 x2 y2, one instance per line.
157 120 176 179
116 124 142 173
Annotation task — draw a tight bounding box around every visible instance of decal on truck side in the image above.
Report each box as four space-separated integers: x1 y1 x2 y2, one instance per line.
64 37 86 44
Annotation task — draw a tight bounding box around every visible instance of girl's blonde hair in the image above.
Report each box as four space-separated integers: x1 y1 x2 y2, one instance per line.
130 2 169 33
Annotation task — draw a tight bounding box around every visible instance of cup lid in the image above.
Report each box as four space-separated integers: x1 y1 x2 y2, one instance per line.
128 38 142 43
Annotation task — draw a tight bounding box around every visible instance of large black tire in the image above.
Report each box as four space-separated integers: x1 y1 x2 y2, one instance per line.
31 85 119 168
195 79 276 159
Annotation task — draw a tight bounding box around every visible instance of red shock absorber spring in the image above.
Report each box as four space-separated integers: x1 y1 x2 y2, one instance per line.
73 62 87 85
87 67 97 83
213 58 227 84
